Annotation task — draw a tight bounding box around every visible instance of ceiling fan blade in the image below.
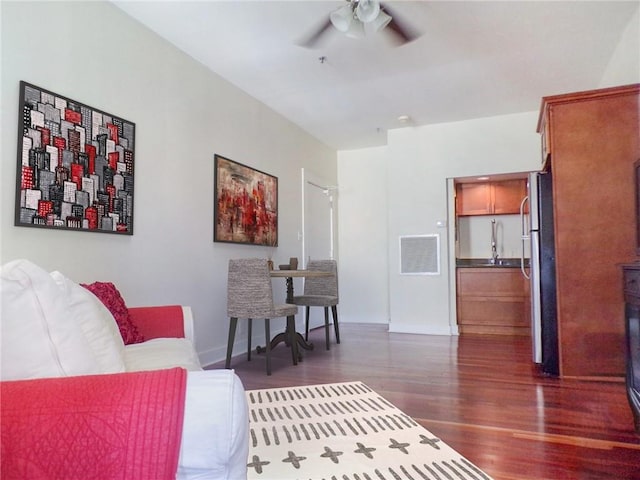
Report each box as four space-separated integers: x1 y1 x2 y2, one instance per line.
380 3 420 45
298 17 333 48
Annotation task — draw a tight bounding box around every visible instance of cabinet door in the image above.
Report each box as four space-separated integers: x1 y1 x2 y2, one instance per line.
492 180 527 214
456 268 530 335
457 268 527 297
456 183 492 215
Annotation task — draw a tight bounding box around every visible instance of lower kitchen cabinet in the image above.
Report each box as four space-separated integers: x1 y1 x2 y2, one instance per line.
456 268 530 335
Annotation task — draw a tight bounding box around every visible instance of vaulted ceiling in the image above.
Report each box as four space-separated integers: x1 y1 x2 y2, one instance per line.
113 1 638 150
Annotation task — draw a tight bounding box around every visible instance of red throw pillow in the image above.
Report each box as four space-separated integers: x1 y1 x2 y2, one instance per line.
81 282 144 345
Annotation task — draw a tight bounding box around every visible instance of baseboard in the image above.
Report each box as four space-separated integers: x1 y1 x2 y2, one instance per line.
338 317 389 324
199 337 258 369
199 345 229 369
388 322 458 336
200 320 288 368
200 321 459 367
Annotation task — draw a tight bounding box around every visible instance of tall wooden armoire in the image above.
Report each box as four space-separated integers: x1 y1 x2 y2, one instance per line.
537 84 640 378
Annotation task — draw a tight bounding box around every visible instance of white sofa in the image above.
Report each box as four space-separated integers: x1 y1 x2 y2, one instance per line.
0 259 249 480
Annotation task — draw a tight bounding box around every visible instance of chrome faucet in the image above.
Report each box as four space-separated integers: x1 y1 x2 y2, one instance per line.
490 218 499 264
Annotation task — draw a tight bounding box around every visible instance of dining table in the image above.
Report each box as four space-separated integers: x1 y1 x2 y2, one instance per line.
256 268 332 360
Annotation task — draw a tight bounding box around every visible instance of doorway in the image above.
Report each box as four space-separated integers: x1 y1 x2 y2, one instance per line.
301 168 337 330
449 172 532 338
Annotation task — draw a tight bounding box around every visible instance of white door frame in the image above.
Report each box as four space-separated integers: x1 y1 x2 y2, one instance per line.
300 168 338 332
301 168 337 265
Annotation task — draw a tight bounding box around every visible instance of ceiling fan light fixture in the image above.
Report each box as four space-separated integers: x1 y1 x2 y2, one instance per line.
356 0 381 23
345 18 365 39
330 4 355 33
302 0 417 48
370 9 392 32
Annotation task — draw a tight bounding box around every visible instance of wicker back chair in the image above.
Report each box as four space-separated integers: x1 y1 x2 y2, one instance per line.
292 259 340 350
225 258 298 375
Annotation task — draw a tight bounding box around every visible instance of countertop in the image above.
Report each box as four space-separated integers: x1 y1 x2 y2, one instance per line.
456 258 529 268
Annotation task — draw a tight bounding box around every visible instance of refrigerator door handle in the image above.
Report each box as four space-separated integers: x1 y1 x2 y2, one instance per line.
530 231 543 364
520 196 530 279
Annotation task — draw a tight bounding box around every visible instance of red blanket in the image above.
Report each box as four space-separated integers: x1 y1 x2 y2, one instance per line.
1 368 187 480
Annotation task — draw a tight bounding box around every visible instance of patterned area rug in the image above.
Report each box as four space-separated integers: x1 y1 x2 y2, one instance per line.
245 381 493 480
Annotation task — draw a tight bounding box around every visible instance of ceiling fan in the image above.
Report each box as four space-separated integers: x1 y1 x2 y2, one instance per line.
300 0 419 48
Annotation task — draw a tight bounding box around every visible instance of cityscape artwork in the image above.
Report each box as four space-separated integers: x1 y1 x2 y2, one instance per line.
214 154 278 246
15 81 135 235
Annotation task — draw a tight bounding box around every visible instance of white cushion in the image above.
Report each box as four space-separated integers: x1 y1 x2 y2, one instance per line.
177 370 249 480
0 259 100 380
50 271 126 374
124 338 202 372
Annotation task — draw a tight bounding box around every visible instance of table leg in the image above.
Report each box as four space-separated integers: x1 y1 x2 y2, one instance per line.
283 275 313 350
256 327 314 357
287 315 299 365
256 275 315 357
285 277 294 303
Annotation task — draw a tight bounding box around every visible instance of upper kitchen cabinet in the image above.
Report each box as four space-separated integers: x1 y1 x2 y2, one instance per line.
538 84 640 378
456 183 491 215
456 179 526 216
492 180 527 214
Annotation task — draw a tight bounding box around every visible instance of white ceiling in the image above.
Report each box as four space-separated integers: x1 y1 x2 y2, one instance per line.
113 1 638 151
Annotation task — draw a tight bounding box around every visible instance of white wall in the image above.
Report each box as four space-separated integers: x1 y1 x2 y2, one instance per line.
0 1 336 365
600 6 640 87
386 113 541 334
457 214 526 260
337 146 389 324
338 112 541 334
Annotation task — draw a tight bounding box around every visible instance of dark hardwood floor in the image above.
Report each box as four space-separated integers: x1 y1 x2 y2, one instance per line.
210 323 640 479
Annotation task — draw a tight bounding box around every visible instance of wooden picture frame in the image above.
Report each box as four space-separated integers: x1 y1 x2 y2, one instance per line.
214 154 278 246
15 81 135 234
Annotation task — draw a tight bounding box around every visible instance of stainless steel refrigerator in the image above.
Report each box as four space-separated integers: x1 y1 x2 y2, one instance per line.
521 171 559 375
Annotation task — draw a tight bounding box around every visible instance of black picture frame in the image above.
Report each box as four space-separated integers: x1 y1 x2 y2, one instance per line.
15 81 135 235
214 154 278 246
